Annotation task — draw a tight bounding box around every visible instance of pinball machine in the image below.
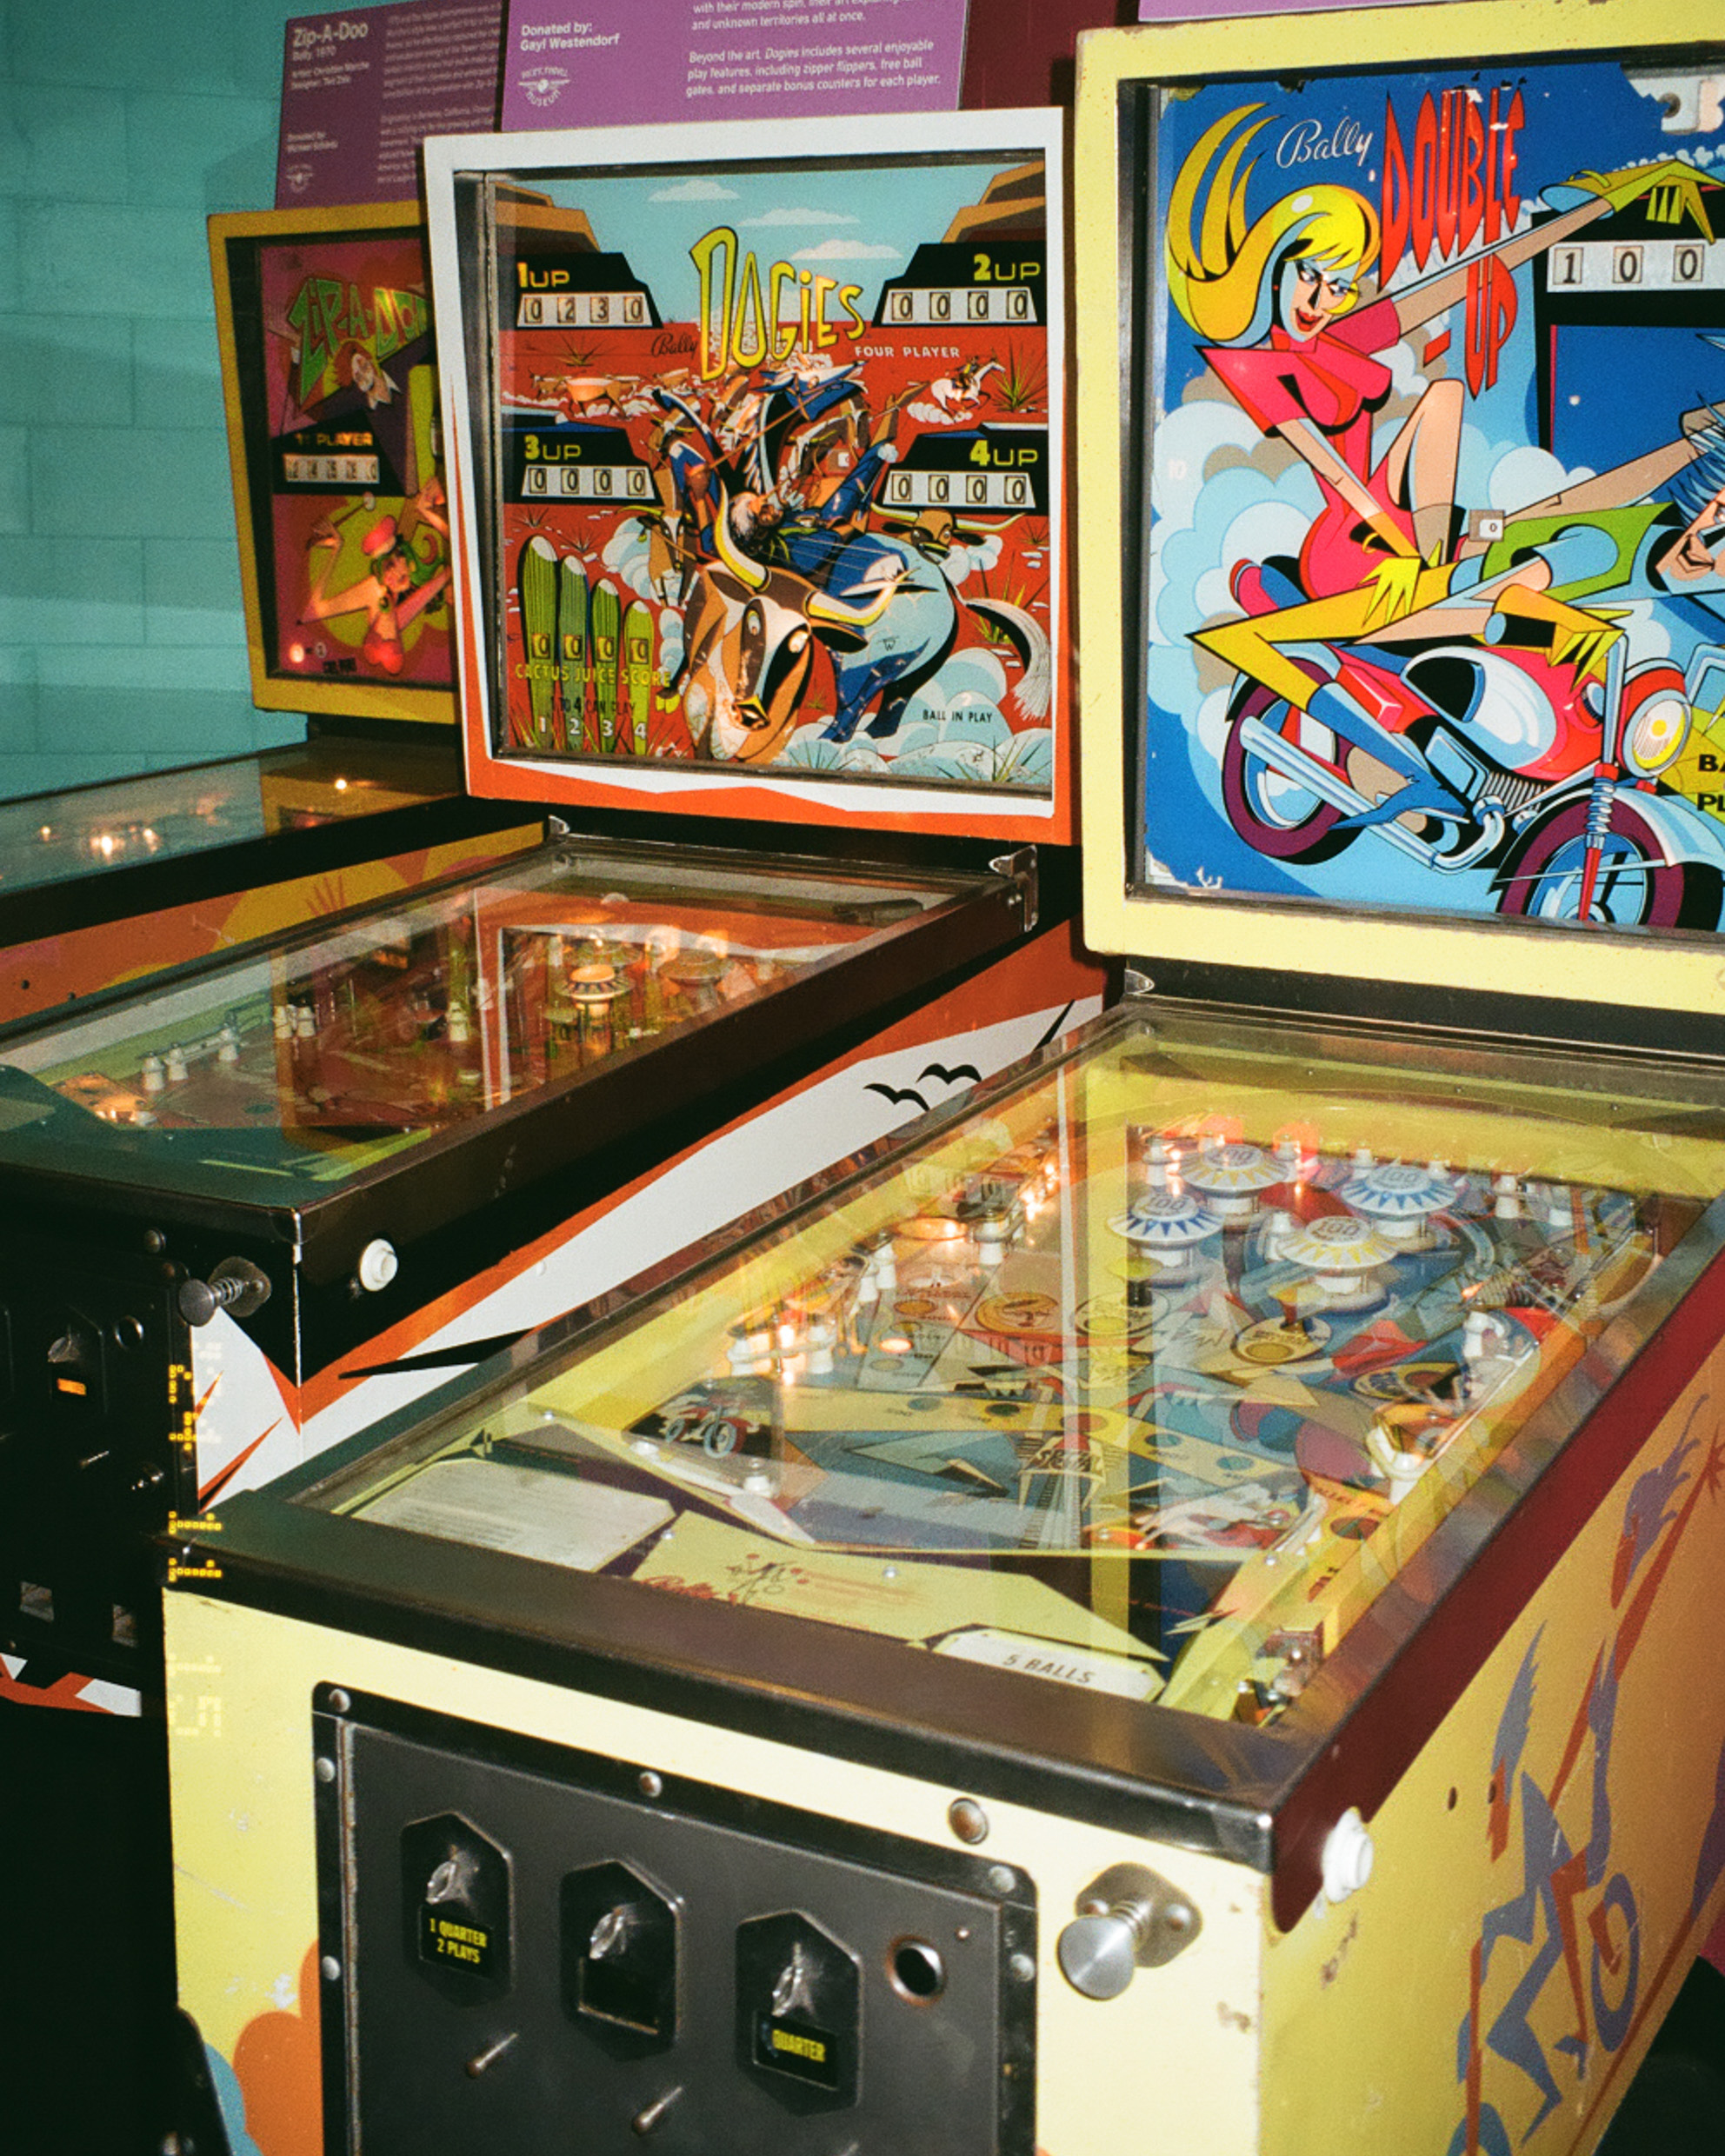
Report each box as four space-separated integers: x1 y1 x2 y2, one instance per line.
0 826 1089 1718
161 5 1725 2152
0 208 543 1029
0 207 559 1028
163 988 1725 2156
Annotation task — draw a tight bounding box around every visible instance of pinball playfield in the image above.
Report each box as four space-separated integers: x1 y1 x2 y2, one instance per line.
3 847 920 1189
300 1006 1711 1734
0 737 537 1022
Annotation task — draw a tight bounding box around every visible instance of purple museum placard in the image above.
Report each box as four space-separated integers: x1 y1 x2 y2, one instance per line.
1137 0 1427 14
500 0 969 130
276 0 504 209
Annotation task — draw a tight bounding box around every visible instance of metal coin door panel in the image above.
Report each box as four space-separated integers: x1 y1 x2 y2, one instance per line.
316 1689 1034 2153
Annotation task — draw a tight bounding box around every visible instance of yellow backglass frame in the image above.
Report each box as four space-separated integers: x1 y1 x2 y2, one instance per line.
1076 0 1725 1021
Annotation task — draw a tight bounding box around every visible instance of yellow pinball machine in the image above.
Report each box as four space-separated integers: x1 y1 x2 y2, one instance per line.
166 7 1725 2151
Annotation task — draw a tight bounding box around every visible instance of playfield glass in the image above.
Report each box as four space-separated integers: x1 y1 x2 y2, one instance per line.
0 840 960 1208
289 1005 1725 1730
0 739 462 896
1128 50 1725 936
436 114 1060 806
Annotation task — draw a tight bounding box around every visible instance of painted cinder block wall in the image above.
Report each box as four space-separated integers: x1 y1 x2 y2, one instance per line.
0 0 416 803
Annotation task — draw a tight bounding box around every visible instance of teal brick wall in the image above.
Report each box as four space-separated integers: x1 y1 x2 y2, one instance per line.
0 0 416 802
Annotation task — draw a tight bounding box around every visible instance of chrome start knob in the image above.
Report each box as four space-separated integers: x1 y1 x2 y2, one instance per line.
1056 1862 1202 2000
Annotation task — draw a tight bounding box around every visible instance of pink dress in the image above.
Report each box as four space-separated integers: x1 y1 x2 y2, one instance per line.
1203 296 1412 599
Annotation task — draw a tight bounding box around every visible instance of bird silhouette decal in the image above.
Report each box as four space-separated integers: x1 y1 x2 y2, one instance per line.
863 1002 1076 1115
865 1059 983 1114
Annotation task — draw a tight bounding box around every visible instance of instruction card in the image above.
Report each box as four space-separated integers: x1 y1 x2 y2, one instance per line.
276 0 504 208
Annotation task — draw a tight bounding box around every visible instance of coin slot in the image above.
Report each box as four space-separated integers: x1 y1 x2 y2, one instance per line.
400 1813 512 2003
562 1861 679 2052
736 1911 860 2108
580 1950 662 2035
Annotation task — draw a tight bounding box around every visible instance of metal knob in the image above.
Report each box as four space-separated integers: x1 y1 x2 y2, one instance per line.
1321 1807 1375 1903
1056 1863 1202 2000
1056 1910 1141 2001
631 2087 683 2138
177 1259 270 1328
464 2031 517 2079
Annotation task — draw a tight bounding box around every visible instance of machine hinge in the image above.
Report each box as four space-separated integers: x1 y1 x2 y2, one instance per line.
989 848 1039 933
1122 967 1156 1001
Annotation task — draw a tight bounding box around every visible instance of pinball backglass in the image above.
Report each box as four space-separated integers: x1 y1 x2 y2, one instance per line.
1077 0 1725 1024
423 110 1067 840
210 203 457 725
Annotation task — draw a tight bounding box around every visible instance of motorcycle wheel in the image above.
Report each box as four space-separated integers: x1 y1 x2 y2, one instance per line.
1495 796 1724 928
1220 675 1355 863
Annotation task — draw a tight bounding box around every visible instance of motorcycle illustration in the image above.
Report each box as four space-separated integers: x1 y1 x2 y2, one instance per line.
1218 581 1725 928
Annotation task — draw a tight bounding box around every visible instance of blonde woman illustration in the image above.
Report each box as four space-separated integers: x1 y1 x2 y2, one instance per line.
1166 103 1713 822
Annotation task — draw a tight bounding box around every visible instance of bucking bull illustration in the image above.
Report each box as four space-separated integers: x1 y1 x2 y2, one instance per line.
676 486 1049 765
